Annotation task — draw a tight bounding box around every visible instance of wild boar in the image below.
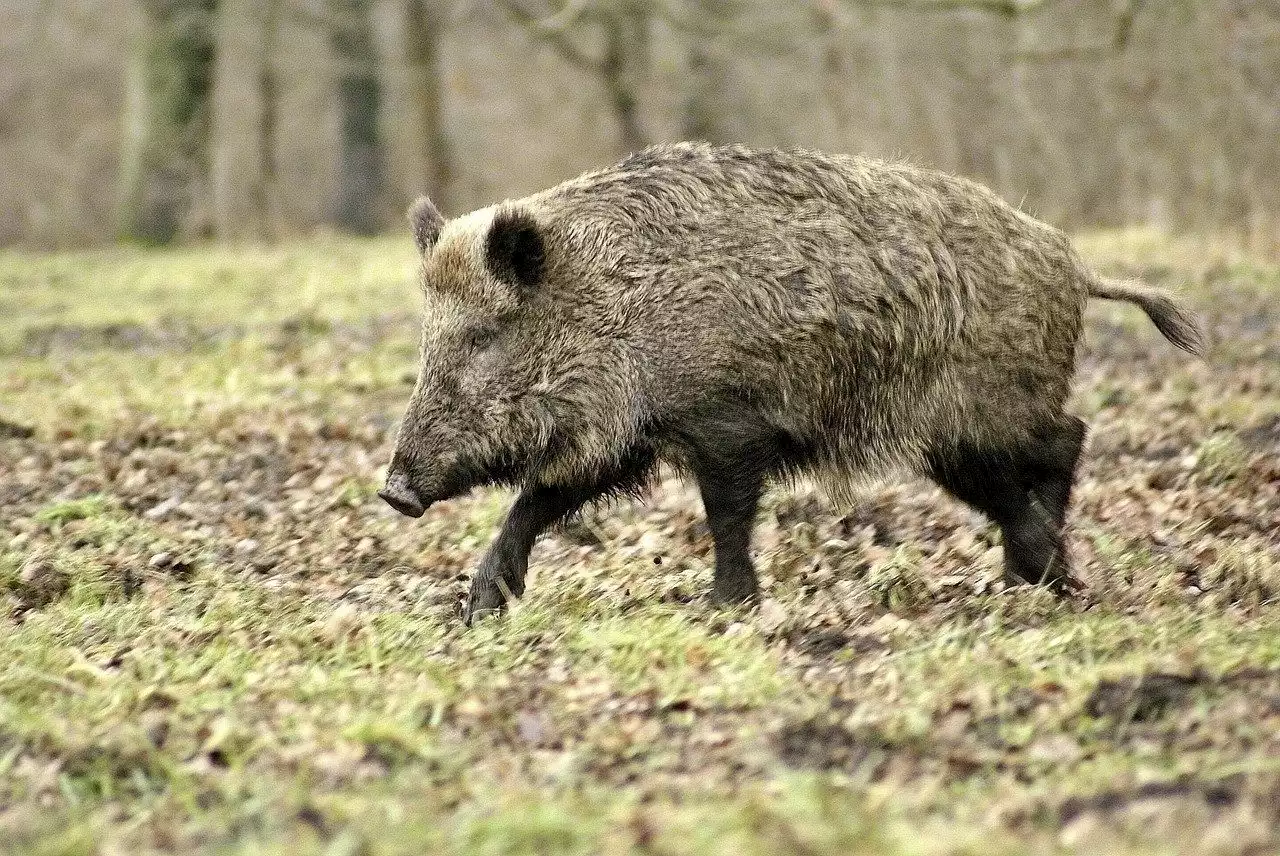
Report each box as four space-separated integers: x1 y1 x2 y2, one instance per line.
377 142 1204 623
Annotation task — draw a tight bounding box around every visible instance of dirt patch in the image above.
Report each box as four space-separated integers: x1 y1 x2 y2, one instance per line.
786 627 887 659
1008 776 1254 829
1065 779 1241 818
1084 668 1280 725
1240 414 1280 454
1084 672 1205 722
0 417 34 439
19 321 243 356
835 500 906 547
1048 772 1280 830
775 720 904 778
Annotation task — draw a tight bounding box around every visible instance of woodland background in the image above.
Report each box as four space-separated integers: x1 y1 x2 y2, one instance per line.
3 0 1278 249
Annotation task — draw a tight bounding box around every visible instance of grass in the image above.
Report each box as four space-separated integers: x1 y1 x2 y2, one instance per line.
1 229 1278 854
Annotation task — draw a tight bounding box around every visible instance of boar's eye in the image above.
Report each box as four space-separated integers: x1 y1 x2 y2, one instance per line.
464 325 498 352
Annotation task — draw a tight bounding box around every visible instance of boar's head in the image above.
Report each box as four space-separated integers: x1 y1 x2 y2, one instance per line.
379 196 646 517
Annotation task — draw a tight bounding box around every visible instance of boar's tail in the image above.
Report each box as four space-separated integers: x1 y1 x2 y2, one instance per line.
1087 276 1206 357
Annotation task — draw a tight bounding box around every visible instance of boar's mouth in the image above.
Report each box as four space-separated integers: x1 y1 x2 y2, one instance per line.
414 446 545 508
464 448 542 492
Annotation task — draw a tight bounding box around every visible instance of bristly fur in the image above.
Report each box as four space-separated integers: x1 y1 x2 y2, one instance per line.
380 142 1206 621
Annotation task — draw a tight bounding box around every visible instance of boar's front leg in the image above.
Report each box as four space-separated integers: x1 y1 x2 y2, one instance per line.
687 417 778 605
463 451 655 624
464 486 584 624
694 461 767 604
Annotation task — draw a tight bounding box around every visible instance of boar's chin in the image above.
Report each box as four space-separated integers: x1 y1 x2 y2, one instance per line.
426 449 536 503
469 455 529 491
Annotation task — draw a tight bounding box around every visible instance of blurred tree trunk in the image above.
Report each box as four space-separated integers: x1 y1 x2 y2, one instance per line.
119 0 220 244
253 0 281 235
404 0 452 206
330 0 386 234
1005 12 1076 221
600 1 650 152
211 0 279 239
810 0 855 144
497 0 652 154
1227 1 1280 253
679 0 735 142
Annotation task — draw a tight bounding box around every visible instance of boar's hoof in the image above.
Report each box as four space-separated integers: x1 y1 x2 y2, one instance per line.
1039 571 1086 597
711 576 759 606
462 596 502 626
1001 567 1084 597
463 584 506 625
463 570 523 626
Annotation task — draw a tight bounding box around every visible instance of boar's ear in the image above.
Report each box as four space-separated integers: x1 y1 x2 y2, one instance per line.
408 196 444 254
485 208 545 293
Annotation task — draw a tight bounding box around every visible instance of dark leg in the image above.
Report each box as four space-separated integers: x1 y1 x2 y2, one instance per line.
1001 500 1068 590
464 451 653 624
1027 416 1087 532
464 485 586 625
925 439 1068 591
694 455 768 604
683 410 782 605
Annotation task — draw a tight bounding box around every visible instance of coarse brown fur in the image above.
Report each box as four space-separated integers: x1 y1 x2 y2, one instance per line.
377 142 1205 623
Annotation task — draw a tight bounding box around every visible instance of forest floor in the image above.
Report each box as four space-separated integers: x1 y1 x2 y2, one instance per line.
0 230 1277 855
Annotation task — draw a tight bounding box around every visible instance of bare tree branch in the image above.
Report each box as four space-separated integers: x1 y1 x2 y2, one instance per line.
1006 0 1148 63
495 0 602 72
539 0 592 31
842 0 1049 17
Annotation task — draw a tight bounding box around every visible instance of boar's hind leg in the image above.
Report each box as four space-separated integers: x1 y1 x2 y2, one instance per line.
464 452 655 625
1026 417 1086 533
925 422 1082 593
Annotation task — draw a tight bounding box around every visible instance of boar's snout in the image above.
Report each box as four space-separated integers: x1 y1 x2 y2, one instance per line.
378 470 426 518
